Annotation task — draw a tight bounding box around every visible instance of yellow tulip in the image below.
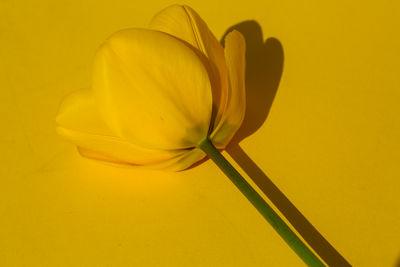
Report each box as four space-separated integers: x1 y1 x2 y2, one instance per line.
56 6 327 265
56 4 245 171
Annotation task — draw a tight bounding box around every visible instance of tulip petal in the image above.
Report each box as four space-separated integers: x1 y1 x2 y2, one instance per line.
56 89 187 165
149 5 229 131
78 146 206 171
92 28 212 150
211 30 246 148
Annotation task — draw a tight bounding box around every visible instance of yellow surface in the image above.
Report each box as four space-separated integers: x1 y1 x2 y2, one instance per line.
1 0 399 266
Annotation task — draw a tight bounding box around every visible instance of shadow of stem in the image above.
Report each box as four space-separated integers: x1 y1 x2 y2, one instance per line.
222 21 351 266
227 144 351 266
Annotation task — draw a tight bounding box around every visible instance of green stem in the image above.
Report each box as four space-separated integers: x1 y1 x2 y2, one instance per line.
198 138 325 267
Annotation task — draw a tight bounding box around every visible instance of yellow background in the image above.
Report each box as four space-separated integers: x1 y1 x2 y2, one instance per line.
1 0 399 266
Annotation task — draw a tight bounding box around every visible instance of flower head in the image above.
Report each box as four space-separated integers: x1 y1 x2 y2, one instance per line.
56 5 245 171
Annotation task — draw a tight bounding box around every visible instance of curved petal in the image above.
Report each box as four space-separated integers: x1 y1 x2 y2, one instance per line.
56 89 111 135
149 5 229 131
92 28 212 150
78 146 206 171
56 89 187 165
211 30 246 148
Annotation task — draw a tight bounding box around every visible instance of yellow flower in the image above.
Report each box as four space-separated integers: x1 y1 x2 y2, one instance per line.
55 7 329 264
56 5 245 171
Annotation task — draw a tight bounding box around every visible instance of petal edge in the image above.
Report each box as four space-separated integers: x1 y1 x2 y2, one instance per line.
211 30 246 148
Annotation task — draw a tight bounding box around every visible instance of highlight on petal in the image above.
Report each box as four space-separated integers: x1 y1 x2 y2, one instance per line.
92 28 213 151
211 30 246 148
149 5 229 132
56 89 191 167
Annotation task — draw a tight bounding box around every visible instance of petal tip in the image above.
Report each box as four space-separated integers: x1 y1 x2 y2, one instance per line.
224 29 245 46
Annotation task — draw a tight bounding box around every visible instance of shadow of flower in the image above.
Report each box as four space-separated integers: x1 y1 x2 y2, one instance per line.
222 20 351 267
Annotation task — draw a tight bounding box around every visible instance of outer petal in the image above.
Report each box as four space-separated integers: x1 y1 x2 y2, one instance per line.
78 147 206 172
211 30 246 148
56 89 187 166
92 28 212 150
149 5 229 131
